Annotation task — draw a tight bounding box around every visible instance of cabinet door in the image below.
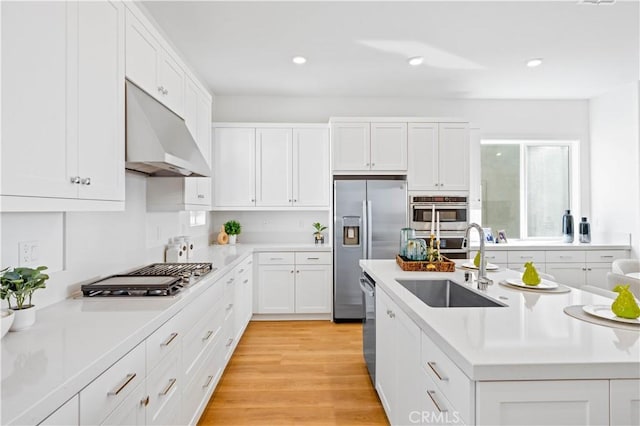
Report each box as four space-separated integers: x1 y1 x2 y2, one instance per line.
545 263 585 288
293 128 330 207
146 348 180 426
370 122 408 171
158 51 184 116
77 0 125 202
124 9 159 98
585 263 612 289
213 128 255 207
100 383 146 426
256 128 293 206
476 380 609 426
183 178 211 206
41 395 79 426
438 123 469 191
1 2 78 199
196 92 212 167
258 265 295 313
375 288 395 420
331 122 370 171
611 379 640 426
408 123 439 191
295 265 332 313
394 304 423 426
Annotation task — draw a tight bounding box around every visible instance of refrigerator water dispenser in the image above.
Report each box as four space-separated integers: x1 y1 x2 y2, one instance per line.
342 216 360 246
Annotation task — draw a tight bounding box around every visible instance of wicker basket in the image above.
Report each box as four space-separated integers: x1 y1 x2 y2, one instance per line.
396 254 456 272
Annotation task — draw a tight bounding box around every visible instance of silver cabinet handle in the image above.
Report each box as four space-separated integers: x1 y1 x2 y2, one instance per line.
582 267 587 271
226 338 234 347
157 86 164 93
70 176 81 184
371 163 375 167
227 278 234 284
251 199 255 202
159 378 177 396
296 270 300 274
108 373 137 396
197 194 204 199
307 257 320 260
81 177 91 186
163 88 169 95
365 163 370 167
161 332 178 347
202 375 214 389
202 330 214 342
226 303 233 311
243 279 249 284
140 395 150 407
238 269 245 273
427 390 448 413
427 361 449 381
290 270 294 274
600 255 614 259
519 256 533 259
293 199 297 202
270 257 284 260
289 199 292 202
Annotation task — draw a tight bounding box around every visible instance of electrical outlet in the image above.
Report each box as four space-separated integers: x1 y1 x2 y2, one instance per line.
18 241 39 266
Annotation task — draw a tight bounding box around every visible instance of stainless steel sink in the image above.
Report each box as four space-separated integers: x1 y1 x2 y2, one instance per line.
396 279 506 308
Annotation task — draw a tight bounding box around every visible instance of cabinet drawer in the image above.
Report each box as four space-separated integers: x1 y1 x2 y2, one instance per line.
295 251 332 265
507 250 545 265
80 343 145 425
258 252 294 265
546 250 586 263
470 250 508 264
146 313 182 374
421 331 473 425
182 341 221 425
146 346 181 426
586 250 628 263
235 255 253 276
418 369 466 426
182 301 224 383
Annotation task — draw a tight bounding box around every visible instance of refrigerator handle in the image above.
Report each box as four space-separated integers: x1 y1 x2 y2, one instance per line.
367 200 373 259
362 200 368 259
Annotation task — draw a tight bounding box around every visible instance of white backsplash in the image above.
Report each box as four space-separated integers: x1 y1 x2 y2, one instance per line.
210 210 331 245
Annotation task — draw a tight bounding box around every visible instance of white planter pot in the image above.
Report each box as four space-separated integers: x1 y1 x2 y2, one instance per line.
10 306 36 331
1 310 15 338
229 235 237 245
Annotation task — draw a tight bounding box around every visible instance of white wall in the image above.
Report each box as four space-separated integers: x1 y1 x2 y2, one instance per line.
589 82 640 258
214 96 592 215
0 172 210 309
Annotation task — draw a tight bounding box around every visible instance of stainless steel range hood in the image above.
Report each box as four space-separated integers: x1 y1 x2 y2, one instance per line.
125 80 210 177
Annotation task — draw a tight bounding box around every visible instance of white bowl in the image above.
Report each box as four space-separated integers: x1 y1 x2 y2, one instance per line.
1 309 15 338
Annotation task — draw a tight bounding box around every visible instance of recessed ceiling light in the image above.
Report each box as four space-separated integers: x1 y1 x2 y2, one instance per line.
496 152 502 157
526 58 543 68
292 56 307 65
579 0 616 5
408 56 424 66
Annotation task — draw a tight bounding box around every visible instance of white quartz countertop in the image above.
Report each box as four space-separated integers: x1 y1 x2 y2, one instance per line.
360 259 640 382
3 243 316 425
469 238 630 251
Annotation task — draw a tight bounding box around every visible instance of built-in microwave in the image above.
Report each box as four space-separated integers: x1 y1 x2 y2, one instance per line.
409 195 468 232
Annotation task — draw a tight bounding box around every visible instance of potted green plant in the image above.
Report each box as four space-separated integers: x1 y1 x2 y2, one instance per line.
224 220 241 244
312 223 327 244
0 266 49 331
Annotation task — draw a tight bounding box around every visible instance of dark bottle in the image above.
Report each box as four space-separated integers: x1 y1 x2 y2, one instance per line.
579 217 591 243
562 210 574 243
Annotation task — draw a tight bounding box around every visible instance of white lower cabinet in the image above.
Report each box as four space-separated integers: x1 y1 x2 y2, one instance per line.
145 347 180 426
100 382 146 426
40 395 79 426
476 380 610 426
610 379 640 426
257 251 332 314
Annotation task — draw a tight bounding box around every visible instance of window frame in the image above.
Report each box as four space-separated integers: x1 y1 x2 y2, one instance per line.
480 139 580 240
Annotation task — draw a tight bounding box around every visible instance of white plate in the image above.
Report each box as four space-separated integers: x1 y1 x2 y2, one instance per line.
582 304 640 325
505 278 558 290
461 261 499 271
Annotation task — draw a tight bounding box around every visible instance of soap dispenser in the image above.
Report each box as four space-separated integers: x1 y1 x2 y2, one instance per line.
579 217 591 243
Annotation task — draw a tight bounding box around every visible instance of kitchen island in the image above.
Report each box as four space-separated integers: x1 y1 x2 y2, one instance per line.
360 259 639 425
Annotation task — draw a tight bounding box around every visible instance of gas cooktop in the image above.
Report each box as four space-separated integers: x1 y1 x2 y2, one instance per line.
81 263 214 297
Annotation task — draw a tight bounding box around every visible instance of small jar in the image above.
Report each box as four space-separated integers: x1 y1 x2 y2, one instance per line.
579 217 591 243
165 243 184 263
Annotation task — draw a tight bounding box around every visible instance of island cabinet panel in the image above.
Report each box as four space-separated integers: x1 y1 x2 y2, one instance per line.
40 395 79 426
610 379 640 426
376 287 423 425
476 380 610 426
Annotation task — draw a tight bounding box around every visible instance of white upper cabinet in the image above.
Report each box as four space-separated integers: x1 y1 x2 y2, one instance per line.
213 125 329 209
256 128 294 207
332 121 407 172
370 122 408 171
1 1 125 211
293 128 330 207
408 122 469 192
125 9 184 117
332 122 371 171
213 128 256 208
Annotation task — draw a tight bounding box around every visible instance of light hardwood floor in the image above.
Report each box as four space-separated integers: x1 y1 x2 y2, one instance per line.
198 321 389 426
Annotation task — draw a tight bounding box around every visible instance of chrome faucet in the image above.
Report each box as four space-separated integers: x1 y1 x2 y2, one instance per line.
462 223 493 290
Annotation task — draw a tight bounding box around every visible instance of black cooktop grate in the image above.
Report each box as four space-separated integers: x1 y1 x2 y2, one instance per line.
128 263 213 276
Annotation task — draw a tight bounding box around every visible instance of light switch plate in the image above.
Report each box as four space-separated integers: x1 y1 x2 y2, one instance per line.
18 241 39 266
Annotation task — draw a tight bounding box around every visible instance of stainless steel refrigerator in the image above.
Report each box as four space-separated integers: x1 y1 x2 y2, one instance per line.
333 177 407 321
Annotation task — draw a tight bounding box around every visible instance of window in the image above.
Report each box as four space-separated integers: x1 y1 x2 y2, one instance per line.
480 140 579 240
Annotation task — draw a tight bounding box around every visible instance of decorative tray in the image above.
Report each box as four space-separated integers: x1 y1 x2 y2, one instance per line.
396 255 456 272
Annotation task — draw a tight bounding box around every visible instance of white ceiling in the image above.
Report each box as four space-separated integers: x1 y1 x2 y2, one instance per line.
142 1 639 99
